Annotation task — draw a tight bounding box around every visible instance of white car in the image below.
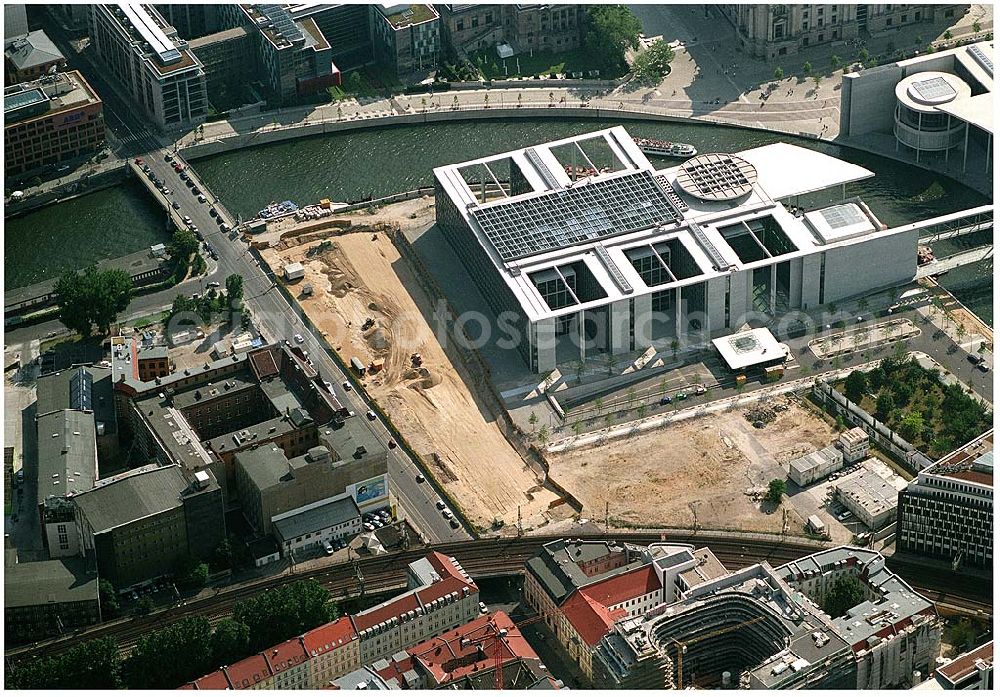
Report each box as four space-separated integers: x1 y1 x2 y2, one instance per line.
442 508 453 520
479 602 488 614
323 541 334 555
294 333 304 344
323 380 333 392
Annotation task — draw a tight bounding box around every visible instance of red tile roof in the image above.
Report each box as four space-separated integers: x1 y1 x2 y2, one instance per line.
407 611 540 686
580 565 661 607
249 347 279 380
938 641 993 684
263 637 309 675
414 576 471 607
302 616 357 657
560 591 624 647
191 670 231 690
426 551 476 587
351 590 421 633
223 654 273 689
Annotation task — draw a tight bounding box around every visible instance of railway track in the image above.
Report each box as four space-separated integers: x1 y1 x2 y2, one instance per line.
7 534 990 663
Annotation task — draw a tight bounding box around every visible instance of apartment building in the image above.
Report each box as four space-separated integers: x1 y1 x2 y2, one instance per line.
4 557 101 644
4 70 104 178
5 30 66 84
88 4 207 129
185 552 479 689
897 430 993 569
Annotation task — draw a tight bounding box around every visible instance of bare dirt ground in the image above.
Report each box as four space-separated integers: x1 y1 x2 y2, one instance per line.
261 199 560 530
547 397 839 533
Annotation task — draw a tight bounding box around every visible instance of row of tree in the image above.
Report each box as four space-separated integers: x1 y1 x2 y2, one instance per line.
7 580 338 690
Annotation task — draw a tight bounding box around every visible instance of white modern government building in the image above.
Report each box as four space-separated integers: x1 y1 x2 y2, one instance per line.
434 126 919 373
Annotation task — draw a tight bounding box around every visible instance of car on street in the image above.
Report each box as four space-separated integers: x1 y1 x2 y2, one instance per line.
182 216 192 225
135 157 144 165
442 508 453 520
172 201 180 210
366 410 377 421
968 354 983 364
198 194 207 203
363 522 375 531
449 518 460 529
387 439 397 449
323 541 334 555
675 392 687 401
164 153 172 162
659 395 672 405
415 473 425 483
976 363 989 373
837 511 852 522
207 281 220 288
342 381 352 391
479 602 488 614
294 333 304 344
692 384 707 395
436 499 446 510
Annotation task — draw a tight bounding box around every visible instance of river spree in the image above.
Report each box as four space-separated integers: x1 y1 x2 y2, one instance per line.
5 178 169 290
6 117 991 322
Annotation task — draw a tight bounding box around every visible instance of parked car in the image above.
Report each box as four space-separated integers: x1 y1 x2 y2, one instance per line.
442 508 453 520
416 473 425 483
294 333 304 344
436 499 446 510
366 410 377 421
164 153 172 162
341 381 352 392
135 157 144 165
479 602 488 614
323 541 334 555
387 439 397 449
207 281 220 288
967 354 983 364
837 511 852 522
363 522 375 531
182 216 192 225
692 384 707 395
976 363 989 373
675 392 687 401
659 395 672 405
198 194 207 203
209 208 218 218
172 201 180 210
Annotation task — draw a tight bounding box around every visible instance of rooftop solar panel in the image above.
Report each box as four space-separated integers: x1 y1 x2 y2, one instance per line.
470 170 682 262
820 204 866 229
911 76 957 102
968 44 993 77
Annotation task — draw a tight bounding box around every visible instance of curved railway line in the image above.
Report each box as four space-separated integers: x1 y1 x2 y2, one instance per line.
7 534 991 663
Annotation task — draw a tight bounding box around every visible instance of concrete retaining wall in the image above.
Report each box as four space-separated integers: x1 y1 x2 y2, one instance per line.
5 164 129 218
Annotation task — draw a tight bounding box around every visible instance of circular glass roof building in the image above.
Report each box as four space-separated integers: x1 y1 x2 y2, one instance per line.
894 71 972 158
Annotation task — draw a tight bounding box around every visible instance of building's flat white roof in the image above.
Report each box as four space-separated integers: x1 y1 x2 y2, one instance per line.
804 202 878 244
737 142 875 200
711 328 787 371
935 92 994 134
118 3 181 63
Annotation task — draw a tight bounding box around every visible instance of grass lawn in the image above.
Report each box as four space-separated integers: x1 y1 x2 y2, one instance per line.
131 311 170 329
471 47 619 79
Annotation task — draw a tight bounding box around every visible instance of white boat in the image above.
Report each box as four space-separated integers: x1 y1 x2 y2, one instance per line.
633 137 697 158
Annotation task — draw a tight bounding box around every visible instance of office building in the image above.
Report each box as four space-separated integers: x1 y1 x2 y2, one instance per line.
595 547 940 690
523 539 726 681
789 445 844 486
934 641 993 690
4 70 105 178
87 4 207 129
211 4 340 105
438 4 582 57
840 40 993 176
838 426 870 463
435 126 918 373
272 494 362 555
73 464 225 588
372 4 440 76
4 3 28 40
153 3 224 39
835 467 902 530
4 557 101 644
5 30 66 84
285 3 373 72
187 26 254 108
720 5 964 60
897 429 993 569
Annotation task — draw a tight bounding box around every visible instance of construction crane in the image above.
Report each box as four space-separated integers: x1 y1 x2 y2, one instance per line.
668 614 771 689
482 606 563 690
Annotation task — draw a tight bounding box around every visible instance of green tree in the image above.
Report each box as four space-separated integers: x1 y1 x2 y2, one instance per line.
123 616 213 689
537 424 550 446
594 396 604 414
99 579 120 619
133 595 154 617
766 478 787 504
813 74 822 90
943 29 953 40
171 228 199 262
844 370 867 403
858 47 870 62
636 403 647 419
7 637 122 689
822 575 865 618
54 266 135 337
528 410 538 432
875 392 895 422
773 65 785 81
210 619 251 667
233 580 337 653
831 54 842 70
571 420 583 437
803 60 813 75
225 273 244 304
947 617 981 653
897 411 925 441
632 39 675 83
175 556 210 590
670 338 680 359
973 20 982 34
584 4 642 74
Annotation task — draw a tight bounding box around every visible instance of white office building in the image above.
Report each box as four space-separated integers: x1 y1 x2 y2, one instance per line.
88 4 208 129
434 126 919 373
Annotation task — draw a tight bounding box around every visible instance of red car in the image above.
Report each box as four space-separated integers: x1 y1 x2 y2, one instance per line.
173 163 184 173
134 157 144 165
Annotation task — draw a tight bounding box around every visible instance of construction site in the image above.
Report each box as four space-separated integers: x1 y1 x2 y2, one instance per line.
546 396 840 534
259 198 565 533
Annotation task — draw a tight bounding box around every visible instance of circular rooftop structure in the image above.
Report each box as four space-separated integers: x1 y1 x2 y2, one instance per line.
895 71 971 112
674 152 758 201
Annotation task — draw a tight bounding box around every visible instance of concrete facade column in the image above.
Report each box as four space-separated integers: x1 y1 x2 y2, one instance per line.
533 318 557 374
632 293 654 351
800 253 822 310
608 299 632 355
705 277 728 337
675 287 683 340
578 309 586 362
769 264 778 316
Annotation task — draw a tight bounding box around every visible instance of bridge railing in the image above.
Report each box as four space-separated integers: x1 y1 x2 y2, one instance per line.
898 204 993 240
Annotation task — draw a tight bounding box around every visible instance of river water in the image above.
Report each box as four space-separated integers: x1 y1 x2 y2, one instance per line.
5 117 992 323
